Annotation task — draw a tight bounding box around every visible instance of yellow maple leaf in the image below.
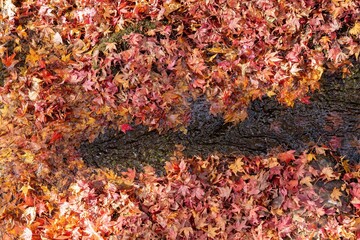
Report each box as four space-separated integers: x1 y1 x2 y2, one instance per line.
349 22 360 36
61 53 72 62
229 157 245 174
207 225 220 238
306 153 316 162
341 158 350 173
266 90 276 97
300 176 313 187
207 47 230 54
26 48 40 66
21 150 35 164
20 184 34 197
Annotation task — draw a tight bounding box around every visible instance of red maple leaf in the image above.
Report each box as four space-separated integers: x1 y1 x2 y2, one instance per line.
278 150 296 164
120 124 133 134
49 132 63 144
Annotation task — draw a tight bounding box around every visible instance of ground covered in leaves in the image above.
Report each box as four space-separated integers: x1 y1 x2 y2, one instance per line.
3 145 360 239
0 0 360 239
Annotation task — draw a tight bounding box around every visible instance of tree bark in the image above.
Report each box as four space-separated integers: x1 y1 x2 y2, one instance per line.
80 67 360 174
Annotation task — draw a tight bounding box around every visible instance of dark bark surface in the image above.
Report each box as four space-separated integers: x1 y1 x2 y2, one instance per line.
79 68 360 174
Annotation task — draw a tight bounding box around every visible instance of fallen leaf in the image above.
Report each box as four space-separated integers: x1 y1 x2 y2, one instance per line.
300 176 313 187
349 22 360 36
330 187 342 201
20 184 34 197
1 52 18 68
229 157 245 174
321 167 337 181
120 123 133 134
278 150 296 164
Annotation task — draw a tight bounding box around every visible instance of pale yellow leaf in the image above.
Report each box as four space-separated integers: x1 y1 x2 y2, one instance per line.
300 176 313 187
349 22 360 36
229 157 245 174
321 167 337 181
330 187 342 201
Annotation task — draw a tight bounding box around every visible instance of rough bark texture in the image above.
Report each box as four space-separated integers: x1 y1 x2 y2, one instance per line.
80 68 360 175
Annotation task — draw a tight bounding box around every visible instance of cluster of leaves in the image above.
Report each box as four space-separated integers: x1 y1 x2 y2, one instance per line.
0 0 359 134
1 147 360 239
0 0 359 238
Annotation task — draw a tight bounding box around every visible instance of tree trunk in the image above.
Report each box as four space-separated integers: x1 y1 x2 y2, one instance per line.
80 68 360 175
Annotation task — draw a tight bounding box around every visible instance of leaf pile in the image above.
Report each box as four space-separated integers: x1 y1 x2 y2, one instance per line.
1 147 360 239
1 0 359 133
0 0 359 238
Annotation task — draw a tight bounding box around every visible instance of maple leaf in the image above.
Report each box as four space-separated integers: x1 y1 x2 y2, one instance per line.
286 179 298 192
20 150 35 164
328 46 348 63
1 0 16 20
20 228 32 240
1 52 18 68
350 183 360 199
320 167 337 181
351 197 360 210
180 227 193 239
104 42 117 53
193 187 205 200
206 225 220 238
229 157 245 174
218 186 232 199
49 132 63 144
83 219 103 239
264 51 283 65
187 49 207 75
36 202 47 217
300 176 313 187
20 184 34 197
22 207 36 225
340 158 351 173
164 0 182 16
26 48 40 66
330 187 342 202
314 145 328 155
53 32 63 45
349 22 360 36
39 70 57 84
82 79 95 91
120 124 133 134
178 184 190 196
299 96 311 105
277 150 296 164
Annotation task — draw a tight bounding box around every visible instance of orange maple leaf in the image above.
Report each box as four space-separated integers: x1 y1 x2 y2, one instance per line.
1 52 18 68
278 150 295 164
